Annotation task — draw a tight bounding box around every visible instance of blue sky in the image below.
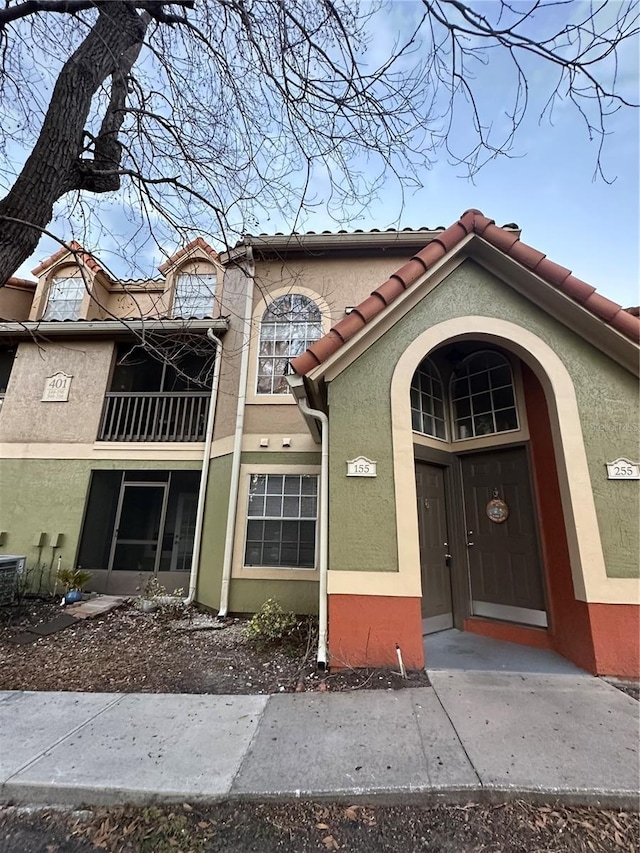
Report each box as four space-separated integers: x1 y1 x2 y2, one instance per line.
8 1 639 308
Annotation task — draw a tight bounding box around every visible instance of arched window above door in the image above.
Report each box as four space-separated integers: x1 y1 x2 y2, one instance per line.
451 351 518 440
257 294 322 394
410 358 446 440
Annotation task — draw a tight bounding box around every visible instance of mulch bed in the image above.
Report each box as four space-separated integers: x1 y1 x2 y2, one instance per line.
0 599 429 695
0 800 637 853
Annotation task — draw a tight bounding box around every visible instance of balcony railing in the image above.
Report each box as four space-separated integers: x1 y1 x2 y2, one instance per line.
98 392 210 442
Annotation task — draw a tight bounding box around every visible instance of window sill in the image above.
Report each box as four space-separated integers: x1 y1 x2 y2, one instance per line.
232 566 319 582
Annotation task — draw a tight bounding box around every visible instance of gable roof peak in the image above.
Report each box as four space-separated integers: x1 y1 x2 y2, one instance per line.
31 241 106 277
157 236 219 274
291 209 639 377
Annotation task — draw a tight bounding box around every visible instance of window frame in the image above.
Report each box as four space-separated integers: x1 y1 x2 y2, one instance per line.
449 350 520 441
410 357 447 441
256 293 322 396
243 472 318 570
232 464 321 580
173 271 218 319
43 275 86 321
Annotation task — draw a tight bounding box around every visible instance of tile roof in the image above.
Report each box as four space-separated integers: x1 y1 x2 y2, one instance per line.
31 241 107 277
157 237 219 274
291 209 640 376
5 276 36 290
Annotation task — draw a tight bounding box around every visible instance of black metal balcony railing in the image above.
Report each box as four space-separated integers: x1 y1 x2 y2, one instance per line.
98 392 210 442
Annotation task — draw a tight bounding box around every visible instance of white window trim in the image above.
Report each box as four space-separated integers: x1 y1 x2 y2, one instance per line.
43 275 87 321
172 271 218 319
232 463 321 580
246 286 331 405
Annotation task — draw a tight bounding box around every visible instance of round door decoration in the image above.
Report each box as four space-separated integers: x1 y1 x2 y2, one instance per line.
486 488 509 524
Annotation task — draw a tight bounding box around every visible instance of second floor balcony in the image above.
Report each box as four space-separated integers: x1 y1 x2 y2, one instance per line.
98 391 210 442
98 338 217 443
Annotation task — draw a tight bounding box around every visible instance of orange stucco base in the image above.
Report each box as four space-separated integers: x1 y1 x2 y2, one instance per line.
588 603 640 679
328 594 424 670
464 617 553 650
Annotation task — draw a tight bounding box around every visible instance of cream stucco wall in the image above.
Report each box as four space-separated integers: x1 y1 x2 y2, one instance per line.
0 340 114 444
0 284 34 322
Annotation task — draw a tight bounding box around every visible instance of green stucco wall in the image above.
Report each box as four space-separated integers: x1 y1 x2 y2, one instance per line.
196 453 233 610
0 458 201 582
229 579 319 615
196 452 320 615
328 259 639 579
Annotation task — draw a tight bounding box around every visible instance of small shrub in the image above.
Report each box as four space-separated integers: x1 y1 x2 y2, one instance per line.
56 567 92 592
244 598 298 648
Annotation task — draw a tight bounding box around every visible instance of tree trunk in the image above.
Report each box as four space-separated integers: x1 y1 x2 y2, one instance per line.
0 1 146 285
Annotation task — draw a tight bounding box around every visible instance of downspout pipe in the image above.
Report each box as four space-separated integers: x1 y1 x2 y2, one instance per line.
184 327 223 606
217 245 255 617
296 397 329 670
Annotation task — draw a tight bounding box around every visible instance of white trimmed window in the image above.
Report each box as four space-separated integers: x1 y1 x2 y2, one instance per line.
43 277 85 320
244 473 317 568
257 294 322 394
173 273 217 318
410 358 446 440
451 351 518 439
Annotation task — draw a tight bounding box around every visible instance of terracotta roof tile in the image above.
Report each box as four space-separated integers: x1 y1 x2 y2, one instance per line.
480 223 520 254
291 209 639 376
610 308 640 338
414 241 447 268
31 241 105 276
333 311 367 343
392 257 428 288
507 241 546 271
354 293 387 323
305 329 343 364
376 277 407 306
157 237 219 274
559 275 596 303
582 291 622 322
5 276 36 290
432 221 469 253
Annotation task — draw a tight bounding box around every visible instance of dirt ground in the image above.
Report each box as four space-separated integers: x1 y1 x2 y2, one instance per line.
0 800 637 853
0 599 429 694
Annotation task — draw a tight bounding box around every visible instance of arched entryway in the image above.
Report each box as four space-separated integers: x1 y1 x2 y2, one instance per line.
411 344 548 638
390 317 608 672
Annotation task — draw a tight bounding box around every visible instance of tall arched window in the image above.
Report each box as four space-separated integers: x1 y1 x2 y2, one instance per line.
451 351 518 439
257 294 322 394
410 358 446 439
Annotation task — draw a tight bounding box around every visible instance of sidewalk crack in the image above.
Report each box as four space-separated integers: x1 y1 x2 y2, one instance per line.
425 679 482 788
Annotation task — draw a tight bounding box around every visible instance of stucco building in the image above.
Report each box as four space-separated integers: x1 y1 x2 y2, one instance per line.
1 210 638 677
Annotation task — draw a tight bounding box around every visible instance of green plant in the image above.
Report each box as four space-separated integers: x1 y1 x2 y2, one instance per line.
244 598 298 649
56 566 92 593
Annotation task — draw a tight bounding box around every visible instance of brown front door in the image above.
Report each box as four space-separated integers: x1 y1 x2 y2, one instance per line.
415 462 453 634
461 447 547 627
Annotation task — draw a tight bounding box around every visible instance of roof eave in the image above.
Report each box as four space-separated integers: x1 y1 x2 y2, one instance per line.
0 317 229 339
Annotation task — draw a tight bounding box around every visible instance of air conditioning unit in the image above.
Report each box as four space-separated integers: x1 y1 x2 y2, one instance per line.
0 555 26 606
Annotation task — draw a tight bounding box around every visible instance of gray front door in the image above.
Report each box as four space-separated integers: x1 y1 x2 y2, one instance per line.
461 447 547 627
416 462 453 634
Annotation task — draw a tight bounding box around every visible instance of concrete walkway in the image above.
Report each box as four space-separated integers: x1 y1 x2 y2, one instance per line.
1 671 637 809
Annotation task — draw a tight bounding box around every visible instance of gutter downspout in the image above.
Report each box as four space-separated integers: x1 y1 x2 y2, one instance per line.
184 327 223 606
296 397 329 670
218 245 255 617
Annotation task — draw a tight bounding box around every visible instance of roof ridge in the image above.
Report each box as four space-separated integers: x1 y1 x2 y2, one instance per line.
291 209 639 376
31 241 107 277
158 236 219 274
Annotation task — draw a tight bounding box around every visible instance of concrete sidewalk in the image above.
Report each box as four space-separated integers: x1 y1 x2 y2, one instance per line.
1 673 638 809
